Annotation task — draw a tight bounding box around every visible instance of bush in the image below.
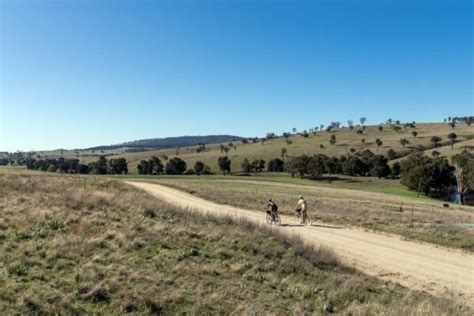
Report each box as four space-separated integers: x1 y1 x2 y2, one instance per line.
165 158 187 175
218 156 231 175
267 158 284 172
400 154 455 200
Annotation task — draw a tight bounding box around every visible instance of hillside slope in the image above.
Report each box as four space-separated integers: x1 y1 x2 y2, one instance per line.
1 171 467 314
112 122 473 173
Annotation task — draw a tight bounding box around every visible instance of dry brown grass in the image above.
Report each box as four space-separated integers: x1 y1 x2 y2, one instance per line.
153 178 474 251
0 171 470 314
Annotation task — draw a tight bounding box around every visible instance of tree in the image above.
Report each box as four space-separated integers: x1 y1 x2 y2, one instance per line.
292 128 297 134
411 131 418 138
89 156 108 174
391 162 401 178
109 158 128 174
361 138 366 145
241 159 253 173
449 122 456 129
360 117 367 126
378 125 383 132
400 154 455 200
431 136 442 148
431 150 440 157
287 155 309 178
375 138 383 148
329 134 336 146
368 155 391 178
218 156 231 175
165 157 187 175
342 155 365 176
307 155 326 179
267 158 284 172
347 120 354 129
399 138 409 147
194 161 205 175
452 150 474 204
448 133 457 149
285 138 293 146
356 129 363 135
281 148 287 159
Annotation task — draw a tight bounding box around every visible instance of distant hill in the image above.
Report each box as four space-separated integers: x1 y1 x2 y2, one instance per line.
87 135 243 151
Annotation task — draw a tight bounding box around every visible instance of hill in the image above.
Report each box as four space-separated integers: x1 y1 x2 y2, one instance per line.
86 135 243 151
107 122 473 173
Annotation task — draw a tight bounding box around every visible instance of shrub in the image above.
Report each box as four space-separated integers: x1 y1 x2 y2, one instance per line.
218 156 231 175
400 154 455 200
267 158 284 172
165 158 187 175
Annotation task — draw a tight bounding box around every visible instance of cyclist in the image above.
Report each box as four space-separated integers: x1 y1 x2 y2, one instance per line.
266 199 278 221
295 195 308 223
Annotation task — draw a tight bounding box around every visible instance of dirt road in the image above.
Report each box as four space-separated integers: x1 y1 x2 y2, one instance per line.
127 181 474 303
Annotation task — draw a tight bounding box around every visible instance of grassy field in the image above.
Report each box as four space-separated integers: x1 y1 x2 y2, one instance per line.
133 175 474 251
112 122 474 173
2 170 470 314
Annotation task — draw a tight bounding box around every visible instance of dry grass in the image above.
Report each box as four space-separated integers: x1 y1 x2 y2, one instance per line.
0 171 470 314
93 122 473 173
153 178 474 251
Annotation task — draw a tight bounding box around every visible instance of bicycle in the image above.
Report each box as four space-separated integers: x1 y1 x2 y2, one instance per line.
265 210 281 225
295 209 312 225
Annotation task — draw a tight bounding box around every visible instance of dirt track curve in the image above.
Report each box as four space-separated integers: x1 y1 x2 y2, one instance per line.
126 181 474 304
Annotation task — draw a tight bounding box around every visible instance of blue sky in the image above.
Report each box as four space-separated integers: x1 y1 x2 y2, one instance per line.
1 0 472 151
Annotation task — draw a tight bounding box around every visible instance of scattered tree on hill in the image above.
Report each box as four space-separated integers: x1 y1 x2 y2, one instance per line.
360 117 366 127
411 131 418 138
302 130 309 138
431 151 440 157
165 157 187 175
375 138 383 148
449 122 456 129
292 128 297 134
448 133 457 150
431 136 442 148
241 139 249 145
319 144 324 149
307 155 326 179
281 148 287 160
361 138 366 145
319 124 324 131
285 138 293 146
378 125 383 132
329 134 337 146
399 138 409 148
347 120 354 129
356 129 363 135
349 148 356 153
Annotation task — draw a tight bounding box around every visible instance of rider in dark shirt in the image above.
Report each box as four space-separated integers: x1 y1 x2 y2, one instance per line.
267 199 278 220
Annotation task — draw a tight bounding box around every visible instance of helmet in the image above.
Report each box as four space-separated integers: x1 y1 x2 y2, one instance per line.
299 195 304 199
268 198 273 202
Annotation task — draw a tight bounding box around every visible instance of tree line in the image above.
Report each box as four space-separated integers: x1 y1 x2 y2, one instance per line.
24 156 128 174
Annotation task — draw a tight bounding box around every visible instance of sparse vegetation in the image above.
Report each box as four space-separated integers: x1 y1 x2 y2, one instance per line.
2 171 468 314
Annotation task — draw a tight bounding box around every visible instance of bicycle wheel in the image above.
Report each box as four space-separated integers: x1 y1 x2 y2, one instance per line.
303 212 312 225
274 214 281 226
266 213 273 224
